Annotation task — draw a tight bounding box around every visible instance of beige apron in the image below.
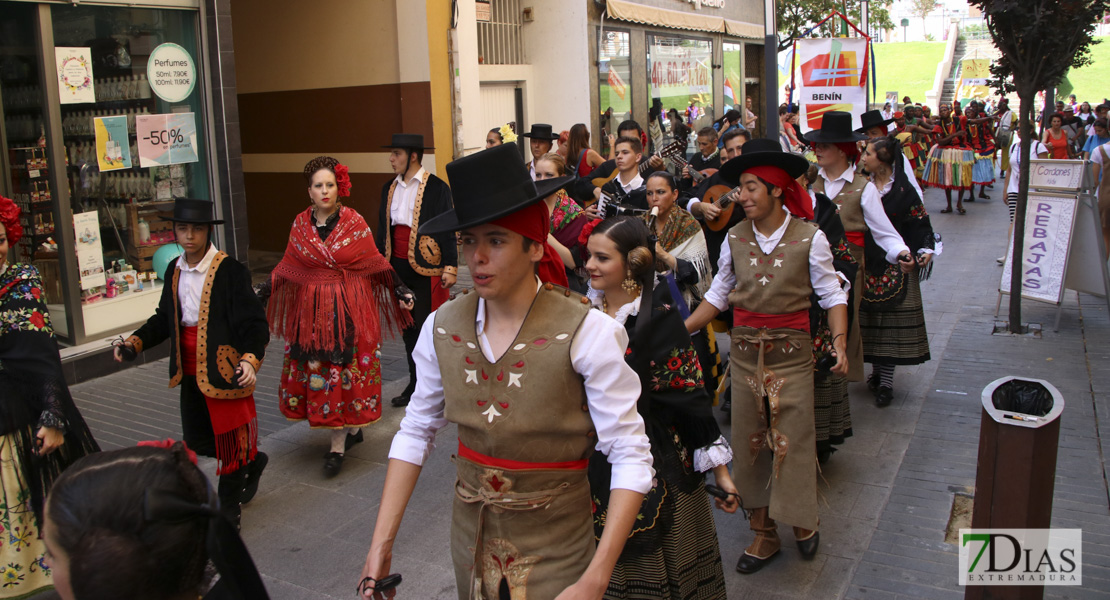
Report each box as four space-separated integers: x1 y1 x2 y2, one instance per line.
434 286 597 600
726 218 819 530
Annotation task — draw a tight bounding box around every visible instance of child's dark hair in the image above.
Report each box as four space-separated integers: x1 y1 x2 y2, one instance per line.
47 443 210 600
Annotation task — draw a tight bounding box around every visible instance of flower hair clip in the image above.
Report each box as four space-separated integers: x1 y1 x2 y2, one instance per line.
499 123 518 144
578 218 603 247
334 163 352 198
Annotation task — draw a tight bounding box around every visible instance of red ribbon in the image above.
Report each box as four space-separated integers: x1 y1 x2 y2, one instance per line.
745 166 814 221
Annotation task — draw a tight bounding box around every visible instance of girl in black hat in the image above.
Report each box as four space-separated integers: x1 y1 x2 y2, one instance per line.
116 198 270 528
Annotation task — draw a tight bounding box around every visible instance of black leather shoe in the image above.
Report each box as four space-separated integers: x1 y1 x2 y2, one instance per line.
736 551 778 574
817 447 836 464
241 452 268 504
345 429 364 451
867 373 880 394
875 386 894 407
797 532 820 558
390 395 411 407
323 452 344 478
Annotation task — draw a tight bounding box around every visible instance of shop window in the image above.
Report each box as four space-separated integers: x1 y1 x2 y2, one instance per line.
477 0 525 65
598 29 630 158
723 42 742 113
0 1 211 343
649 35 714 136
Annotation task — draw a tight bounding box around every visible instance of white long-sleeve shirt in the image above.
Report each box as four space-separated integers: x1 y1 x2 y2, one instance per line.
177 244 218 326
819 167 910 264
389 167 426 227
703 218 848 313
389 285 655 493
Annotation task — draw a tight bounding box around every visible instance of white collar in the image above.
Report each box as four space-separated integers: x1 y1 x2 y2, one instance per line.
619 171 644 190
396 167 426 186
177 243 218 273
586 286 642 325
819 166 855 185
475 278 543 337
753 215 791 243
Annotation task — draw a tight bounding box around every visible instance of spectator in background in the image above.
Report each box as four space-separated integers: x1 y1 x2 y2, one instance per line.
565 123 606 177
713 109 743 148
556 129 570 159
1042 113 1072 159
744 96 758 132
1082 118 1110 160
780 104 803 152
1076 102 1096 129
667 108 692 152
1088 104 1110 137
1067 94 1079 113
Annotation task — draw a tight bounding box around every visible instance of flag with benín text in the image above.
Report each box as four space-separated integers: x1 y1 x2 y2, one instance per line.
794 37 869 132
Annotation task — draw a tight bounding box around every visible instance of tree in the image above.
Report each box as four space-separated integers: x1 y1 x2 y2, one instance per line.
910 0 939 39
777 0 895 51
967 0 1109 332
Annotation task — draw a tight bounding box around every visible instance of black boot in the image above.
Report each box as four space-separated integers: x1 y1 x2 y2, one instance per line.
217 468 249 530
241 452 268 504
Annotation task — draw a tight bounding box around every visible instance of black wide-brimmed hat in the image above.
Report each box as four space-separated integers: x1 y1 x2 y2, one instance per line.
382 133 434 150
802 111 868 144
520 123 560 141
856 110 894 134
418 143 574 235
161 198 224 225
718 138 811 184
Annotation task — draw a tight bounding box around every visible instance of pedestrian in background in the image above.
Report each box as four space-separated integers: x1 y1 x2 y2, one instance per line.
0 196 99 599
117 198 269 526
266 156 414 478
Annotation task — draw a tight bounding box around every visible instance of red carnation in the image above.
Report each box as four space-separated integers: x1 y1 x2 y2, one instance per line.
0 196 23 247
29 311 45 329
137 439 199 465
578 218 603 247
334 164 352 198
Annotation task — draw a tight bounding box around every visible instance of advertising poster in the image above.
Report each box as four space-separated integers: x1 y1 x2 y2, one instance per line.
55 47 95 104
957 58 991 104
147 43 196 103
1000 193 1078 304
649 38 713 111
94 116 132 171
136 112 199 167
794 38 869 132
73 211 106 291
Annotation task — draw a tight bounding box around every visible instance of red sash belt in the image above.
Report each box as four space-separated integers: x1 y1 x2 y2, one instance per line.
392 225 411 259
845 231 865 248
732 308 810 333
182 326 198 375
458 439 588 471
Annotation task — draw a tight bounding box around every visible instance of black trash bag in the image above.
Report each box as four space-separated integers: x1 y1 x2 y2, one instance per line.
991 380 1054 417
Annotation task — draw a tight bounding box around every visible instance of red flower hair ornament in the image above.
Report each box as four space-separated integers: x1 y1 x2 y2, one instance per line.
0 196 23 247
334 163 352 198
578 218 604 247
137 439 199 465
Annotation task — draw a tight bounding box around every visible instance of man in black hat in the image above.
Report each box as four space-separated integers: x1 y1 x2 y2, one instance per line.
376 133 458 408
520 123 562 180
115 198 270 528
358 144 653 599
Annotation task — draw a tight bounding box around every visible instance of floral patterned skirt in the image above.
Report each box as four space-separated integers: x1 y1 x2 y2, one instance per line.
0 434 51 599
279 340 384 428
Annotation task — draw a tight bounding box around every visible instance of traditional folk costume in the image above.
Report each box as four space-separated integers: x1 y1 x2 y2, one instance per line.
922 116 975 191
804 113 911 383
703 141 848 572
588 279 730 599
0 238 99 599
389 144 652 599
548 189 589 292
375 134 458 406
269 203 411 428
859 110 924 200
966 115 997 186
859 152 936 402
125 199 269 524
521 124 562 181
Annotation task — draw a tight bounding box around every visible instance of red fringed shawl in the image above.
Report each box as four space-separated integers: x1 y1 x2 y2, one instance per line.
268 206 412 351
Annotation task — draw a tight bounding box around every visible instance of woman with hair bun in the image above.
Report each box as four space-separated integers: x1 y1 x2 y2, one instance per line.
584 216 733 599
0 195 99 599
264 156 414 478
44 442 269 600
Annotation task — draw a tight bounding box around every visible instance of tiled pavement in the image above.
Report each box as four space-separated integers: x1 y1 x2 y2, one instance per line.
62 187 1110 598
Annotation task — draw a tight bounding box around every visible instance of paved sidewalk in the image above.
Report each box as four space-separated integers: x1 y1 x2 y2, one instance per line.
65 187 1110 599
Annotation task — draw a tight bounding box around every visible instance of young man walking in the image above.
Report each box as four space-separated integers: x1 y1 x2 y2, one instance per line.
376 133 458 407
358 143 653 599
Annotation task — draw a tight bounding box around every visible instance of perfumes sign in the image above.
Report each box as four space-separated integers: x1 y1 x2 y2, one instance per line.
147 43 196 103
681 0 726 8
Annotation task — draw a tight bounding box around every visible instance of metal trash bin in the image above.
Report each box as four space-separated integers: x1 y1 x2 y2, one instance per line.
966 377 1064 600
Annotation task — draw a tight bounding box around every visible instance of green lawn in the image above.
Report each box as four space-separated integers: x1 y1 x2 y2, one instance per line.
1057 36 1110 105
872 42 947 106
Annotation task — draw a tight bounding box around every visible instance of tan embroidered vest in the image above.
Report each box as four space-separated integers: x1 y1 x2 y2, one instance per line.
815 172 867 233
727 217 815 314
432 285 595 463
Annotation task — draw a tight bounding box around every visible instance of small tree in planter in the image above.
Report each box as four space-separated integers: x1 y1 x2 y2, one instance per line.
968 0 1108 333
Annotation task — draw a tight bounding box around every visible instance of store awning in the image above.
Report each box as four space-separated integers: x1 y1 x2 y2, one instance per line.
605 0 763 39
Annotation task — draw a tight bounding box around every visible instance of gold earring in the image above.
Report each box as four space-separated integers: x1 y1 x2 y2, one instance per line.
621 269 641 296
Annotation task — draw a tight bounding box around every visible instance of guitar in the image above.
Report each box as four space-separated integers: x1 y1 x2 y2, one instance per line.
591 139 685 188
668 152 718 185
701 184 743 231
